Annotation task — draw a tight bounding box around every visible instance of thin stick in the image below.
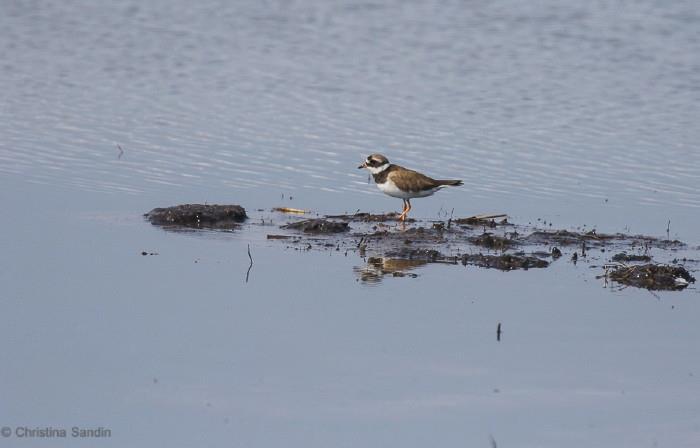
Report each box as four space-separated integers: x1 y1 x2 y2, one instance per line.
245 244 253 283
272 207 307 214
468 213 507 220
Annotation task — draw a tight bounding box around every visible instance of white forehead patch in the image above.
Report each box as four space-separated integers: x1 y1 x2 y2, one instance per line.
366 163 389 174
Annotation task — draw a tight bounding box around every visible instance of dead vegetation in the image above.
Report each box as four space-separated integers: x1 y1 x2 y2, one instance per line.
468 233 515 250
606 264 695 291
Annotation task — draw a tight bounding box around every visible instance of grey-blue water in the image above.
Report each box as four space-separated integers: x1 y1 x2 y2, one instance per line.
1 1 700 446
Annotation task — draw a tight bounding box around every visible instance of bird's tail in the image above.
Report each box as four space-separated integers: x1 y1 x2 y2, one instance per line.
436 179 463 187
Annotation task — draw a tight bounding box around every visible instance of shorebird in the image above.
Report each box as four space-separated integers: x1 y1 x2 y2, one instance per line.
358 153 463 221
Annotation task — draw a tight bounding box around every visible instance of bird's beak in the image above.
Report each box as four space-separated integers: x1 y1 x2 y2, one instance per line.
358 162 367 169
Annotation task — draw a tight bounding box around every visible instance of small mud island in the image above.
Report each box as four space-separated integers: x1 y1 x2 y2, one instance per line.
146 204 247 229
146 204 696 291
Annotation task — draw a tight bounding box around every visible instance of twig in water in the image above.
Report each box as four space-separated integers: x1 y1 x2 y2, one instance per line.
489 434 498 448
116 144 124 159
245 244 253 283
496 323 502 341
468 213 507 221
272 207 307 214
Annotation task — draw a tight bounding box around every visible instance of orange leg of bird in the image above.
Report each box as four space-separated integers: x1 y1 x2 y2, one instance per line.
398 199 411 221
398 200 408 221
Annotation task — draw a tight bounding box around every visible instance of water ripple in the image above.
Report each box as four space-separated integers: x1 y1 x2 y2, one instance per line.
0 0 698 210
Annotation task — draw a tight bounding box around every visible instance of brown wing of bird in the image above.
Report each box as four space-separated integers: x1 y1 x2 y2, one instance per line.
388 166 463 192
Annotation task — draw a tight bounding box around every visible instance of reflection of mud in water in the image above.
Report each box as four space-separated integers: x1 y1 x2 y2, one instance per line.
354 257 427 284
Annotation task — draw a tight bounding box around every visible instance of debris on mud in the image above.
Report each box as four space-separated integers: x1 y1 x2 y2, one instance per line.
461 253 549 270
145 204 247 229
611 252 652 263
454 213 509 227
327 212 414 222
282 219 349 234
145 205 696 290
524 229 684 250
468 232 515 250
384 248 456 263
524 229 618 246
606 264 695 291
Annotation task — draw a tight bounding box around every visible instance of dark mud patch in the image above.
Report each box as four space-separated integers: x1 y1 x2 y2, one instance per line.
282 219 350 234
381 247 548 271
612 252 652 263
524 229 684 250
468 232 516 250
384 248 458 263
454 214 510 227
607 264 695 291
461 253 549 270
146 204 247 229
524 229 620 246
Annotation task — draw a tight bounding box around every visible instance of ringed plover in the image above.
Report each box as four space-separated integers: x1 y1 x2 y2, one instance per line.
358 153 463 221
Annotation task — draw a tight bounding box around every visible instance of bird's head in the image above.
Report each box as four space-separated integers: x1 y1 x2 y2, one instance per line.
358 154 390 174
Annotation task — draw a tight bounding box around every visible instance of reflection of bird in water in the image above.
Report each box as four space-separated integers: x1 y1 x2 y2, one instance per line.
354 257 427 284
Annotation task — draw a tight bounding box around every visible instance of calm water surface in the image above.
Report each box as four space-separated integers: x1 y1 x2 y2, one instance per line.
1 1 700 447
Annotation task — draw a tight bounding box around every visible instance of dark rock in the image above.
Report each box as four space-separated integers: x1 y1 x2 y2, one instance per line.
146 204 247 229
551 247 562 258
283 219 349 234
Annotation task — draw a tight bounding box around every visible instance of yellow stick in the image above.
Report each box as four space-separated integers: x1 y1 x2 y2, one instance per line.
272 207 308 214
